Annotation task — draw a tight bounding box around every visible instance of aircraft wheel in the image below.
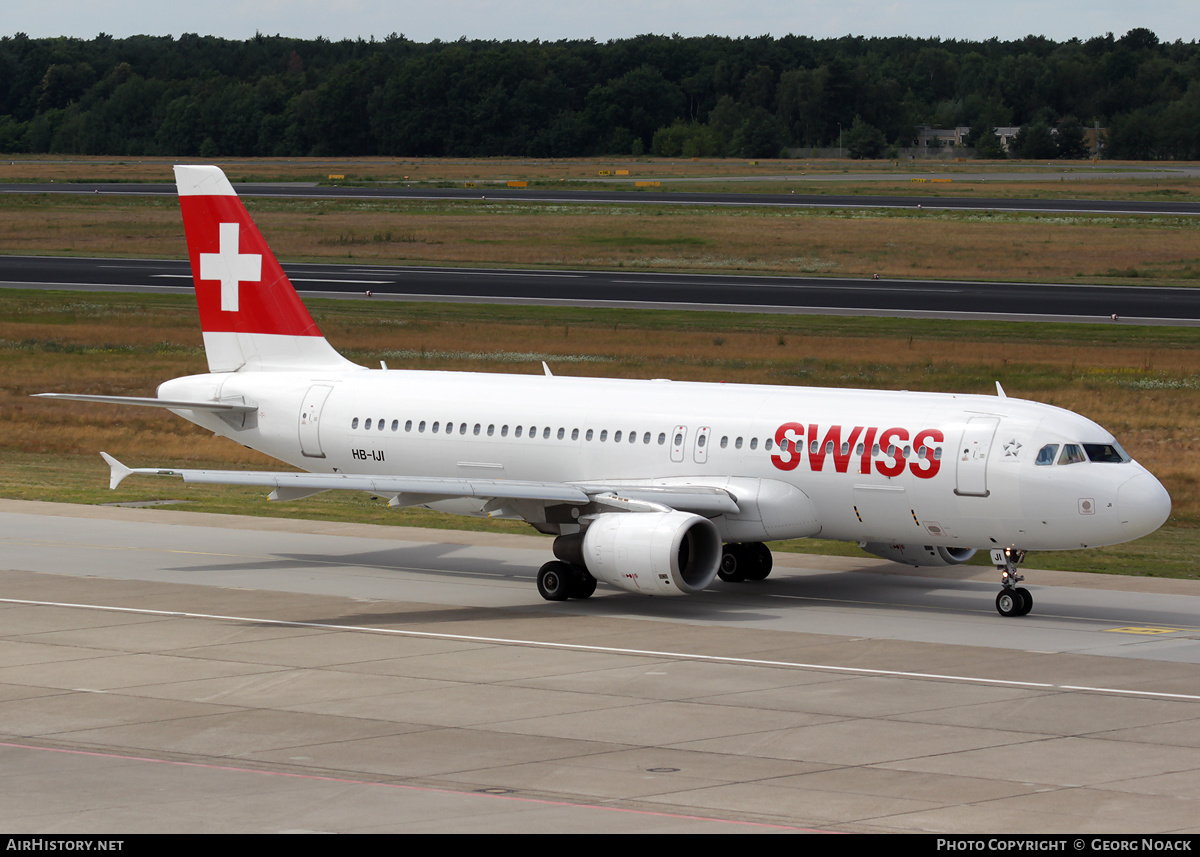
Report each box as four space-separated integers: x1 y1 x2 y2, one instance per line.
995 588 1026 617
537 561 572 601
718 544 747 582
744 542 774 581
571 568 598 599
1014 587 1033 616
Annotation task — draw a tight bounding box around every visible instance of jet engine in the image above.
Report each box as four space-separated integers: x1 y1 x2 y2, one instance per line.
860 542 977 567
564 511 722 596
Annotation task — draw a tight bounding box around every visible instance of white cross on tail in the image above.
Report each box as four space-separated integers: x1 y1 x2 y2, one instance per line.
199 222 262 312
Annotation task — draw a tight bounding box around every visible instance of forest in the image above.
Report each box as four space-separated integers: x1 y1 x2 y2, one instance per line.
0 28 1197 160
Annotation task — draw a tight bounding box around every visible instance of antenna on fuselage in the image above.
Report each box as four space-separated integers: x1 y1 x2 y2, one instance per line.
996 382 1007 398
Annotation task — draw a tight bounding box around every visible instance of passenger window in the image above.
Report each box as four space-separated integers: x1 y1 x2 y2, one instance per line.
557 428 565 440
419 421 426 432
735 437 743 449
586 429 593 441
750 438 758 450
365 418 372 430
643 432 651 444
600 430 608 441
572 428 579 440
764 438 773 451
658 433 666 445
405 420 412 432
515 425 523 437
720 436 728 449
351 417 359 429
378 419 385 431
544 427 551 439
615 431 623 442
1036 444 1058 466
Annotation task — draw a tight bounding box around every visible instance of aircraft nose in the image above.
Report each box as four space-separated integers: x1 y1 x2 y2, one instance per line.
1117 470 1172 539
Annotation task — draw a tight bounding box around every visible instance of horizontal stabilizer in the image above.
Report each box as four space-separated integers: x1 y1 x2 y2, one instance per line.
36 393 256 412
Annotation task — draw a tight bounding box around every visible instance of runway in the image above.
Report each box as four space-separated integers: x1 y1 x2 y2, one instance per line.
2 499 1198 833
4 254 1199 325
5 180 1200 216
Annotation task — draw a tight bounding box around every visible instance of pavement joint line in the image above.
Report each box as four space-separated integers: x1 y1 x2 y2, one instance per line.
0 740 814 831
4 596 1200 703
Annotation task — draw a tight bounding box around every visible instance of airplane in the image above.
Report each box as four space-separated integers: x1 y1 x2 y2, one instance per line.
37 165 1172 617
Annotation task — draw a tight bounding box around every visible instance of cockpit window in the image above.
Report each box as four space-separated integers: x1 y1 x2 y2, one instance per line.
1084 443 1131 463
1058 444 1087 465
1035 444 1058 466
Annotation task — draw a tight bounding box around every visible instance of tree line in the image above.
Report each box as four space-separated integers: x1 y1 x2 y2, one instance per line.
0 28 1197 160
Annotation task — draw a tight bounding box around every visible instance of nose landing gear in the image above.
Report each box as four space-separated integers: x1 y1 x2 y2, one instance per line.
992 548 1032 616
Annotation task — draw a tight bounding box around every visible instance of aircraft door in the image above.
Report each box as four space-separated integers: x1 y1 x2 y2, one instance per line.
299 384 334 459
693 426 710 464
671 426 687 463
955 416 999 497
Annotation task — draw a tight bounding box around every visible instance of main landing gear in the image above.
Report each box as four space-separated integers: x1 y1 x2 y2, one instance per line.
992 547 1033 617
537 560 597 601
718 542 773 583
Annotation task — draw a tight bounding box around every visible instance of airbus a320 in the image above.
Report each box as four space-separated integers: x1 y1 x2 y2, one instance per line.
38 166 1172 616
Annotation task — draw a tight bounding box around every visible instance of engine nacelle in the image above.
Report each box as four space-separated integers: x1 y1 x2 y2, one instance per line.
860 542 977 567
576 511 722 596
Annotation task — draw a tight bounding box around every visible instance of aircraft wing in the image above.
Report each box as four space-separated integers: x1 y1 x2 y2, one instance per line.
99 454 740 515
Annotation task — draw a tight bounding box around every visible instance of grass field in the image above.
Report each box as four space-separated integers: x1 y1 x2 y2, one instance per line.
4 192 1200 286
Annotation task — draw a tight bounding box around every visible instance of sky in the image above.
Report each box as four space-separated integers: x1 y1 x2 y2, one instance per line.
5 0 1198 44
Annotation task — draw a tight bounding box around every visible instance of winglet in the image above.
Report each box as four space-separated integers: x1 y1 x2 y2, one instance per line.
100 452 133 490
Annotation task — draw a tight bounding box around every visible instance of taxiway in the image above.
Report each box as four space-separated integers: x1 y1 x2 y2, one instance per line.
2 499 1198 833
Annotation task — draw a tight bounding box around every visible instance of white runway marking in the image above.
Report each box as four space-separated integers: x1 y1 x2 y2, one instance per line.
6 596 1200 703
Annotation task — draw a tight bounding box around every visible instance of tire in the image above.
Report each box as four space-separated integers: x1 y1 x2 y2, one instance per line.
744 542 774 581
996 588 1026 617
1014 587 1033 616
718 544 747 582
571 568 598 599
537 561 572 601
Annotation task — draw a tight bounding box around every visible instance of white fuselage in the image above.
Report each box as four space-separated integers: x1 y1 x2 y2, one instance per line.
159 367 1171 553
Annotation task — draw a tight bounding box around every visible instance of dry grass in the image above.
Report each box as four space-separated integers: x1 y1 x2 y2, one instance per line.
3 193 1200 285
4 155 1200 201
